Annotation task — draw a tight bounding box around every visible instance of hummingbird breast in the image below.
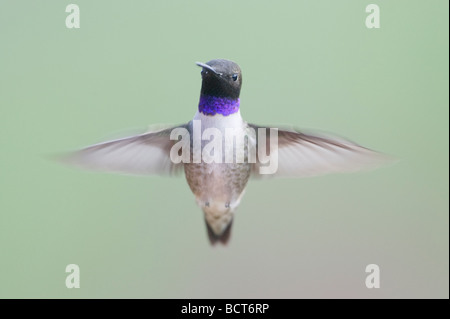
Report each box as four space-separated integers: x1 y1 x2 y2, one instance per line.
184 111 252 237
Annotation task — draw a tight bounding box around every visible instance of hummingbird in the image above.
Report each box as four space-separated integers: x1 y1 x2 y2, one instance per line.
65 59 387 245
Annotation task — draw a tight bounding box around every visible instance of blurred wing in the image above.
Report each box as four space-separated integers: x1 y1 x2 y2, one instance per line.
249 124 391 178
62 125 188 176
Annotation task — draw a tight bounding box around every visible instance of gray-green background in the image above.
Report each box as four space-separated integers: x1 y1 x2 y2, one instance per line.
1 1 448 298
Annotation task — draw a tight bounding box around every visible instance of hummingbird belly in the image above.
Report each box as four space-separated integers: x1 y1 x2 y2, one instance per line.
184 162 251 235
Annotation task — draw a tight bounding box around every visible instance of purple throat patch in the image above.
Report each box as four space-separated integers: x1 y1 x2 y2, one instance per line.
198 95 240 116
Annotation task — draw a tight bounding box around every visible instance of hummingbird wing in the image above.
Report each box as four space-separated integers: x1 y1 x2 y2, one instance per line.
248 124 391 178
62 125 188 176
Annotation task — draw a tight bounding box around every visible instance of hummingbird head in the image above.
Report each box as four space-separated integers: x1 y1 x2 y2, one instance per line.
196 59 242 100
196 59 242 116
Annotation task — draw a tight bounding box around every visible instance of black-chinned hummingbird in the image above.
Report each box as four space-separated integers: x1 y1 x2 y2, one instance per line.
65 59 387 245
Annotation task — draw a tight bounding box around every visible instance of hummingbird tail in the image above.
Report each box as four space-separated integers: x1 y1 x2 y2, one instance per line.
205 218 233 245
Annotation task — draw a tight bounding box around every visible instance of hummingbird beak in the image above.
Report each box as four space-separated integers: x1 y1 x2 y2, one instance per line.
196 62 222 76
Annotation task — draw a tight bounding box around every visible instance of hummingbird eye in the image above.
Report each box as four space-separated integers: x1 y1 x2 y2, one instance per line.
232 74 238 81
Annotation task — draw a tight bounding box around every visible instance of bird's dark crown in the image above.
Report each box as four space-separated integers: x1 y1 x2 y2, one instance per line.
197 59 242 100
